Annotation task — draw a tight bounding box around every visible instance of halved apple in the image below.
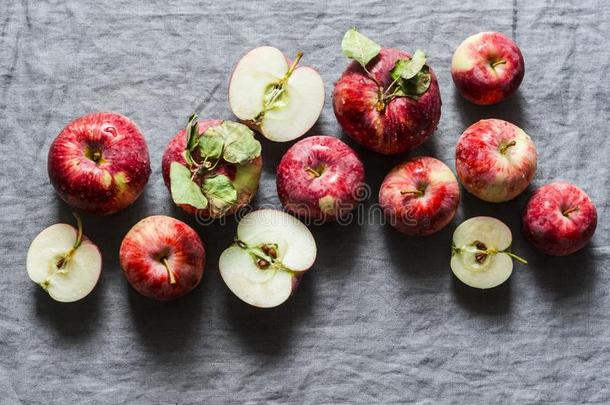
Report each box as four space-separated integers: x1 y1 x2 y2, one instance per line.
450 216 526 289
26 215 102 302
219 209 317 308
229 46 325 142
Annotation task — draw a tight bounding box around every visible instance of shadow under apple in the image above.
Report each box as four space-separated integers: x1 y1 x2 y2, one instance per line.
222 265 315 356
126 280 205 359
454 89 528 130
450 273 512 316
33 283 102 338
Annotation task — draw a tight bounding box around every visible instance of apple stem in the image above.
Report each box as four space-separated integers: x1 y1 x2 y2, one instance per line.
286 51 303 78
305 167 321 178
162 258 176 285
400 189 424 197
562 207 579 217
499 140 516 154
490 59 507 69
505 251 528 265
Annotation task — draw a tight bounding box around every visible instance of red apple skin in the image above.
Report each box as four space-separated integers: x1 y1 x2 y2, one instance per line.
456 119 537 203
379 156 460 236
276 136 365 223
48 112 151 215
523 182 597 256
451 32 524 105
333 48 442 155
161 119 263 218
119 215 205 301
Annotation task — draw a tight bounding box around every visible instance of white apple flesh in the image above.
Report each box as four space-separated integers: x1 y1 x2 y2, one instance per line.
229 46 325 142
219 209 317 308
450 216 525 289
26 216 102 302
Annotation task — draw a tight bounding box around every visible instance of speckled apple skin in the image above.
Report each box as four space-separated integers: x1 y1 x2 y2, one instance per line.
119 215 205 301
333 48 442 155
276 136 365 222
523 182 597 256
379 156 460 236
456 119 537 203
161 119 263 218
48 112 151 214
451 32 524 105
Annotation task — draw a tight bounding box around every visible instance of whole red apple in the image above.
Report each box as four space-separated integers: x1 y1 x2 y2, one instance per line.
456 119 537 202
162 115 262 218
119 215 205 301
276 135 365 223
379 156 460 236
48 112 151 214
452 32 524 105
523 182 597 256
333 29 441 155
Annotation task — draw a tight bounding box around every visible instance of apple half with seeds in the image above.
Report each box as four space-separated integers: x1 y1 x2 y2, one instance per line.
229 46 325 142
219 209 317 308
450 216 526 289
26 214 102 302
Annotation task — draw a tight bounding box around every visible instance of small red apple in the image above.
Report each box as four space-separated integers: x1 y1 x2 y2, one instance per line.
161 115 262 218
451 32 525 105
48 112 151 214
523 182 597 256
456 119 537 203
119 215 205 301
379 156 460 236
333 29 441 155
276 136 365 223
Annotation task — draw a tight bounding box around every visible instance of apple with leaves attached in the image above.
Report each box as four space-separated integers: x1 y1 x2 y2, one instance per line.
456 119 537 203
26 214 102 302
333 28 442 155
119 215 205 301
229 46 325 142
451 216 527 289
276 135 365 223
162 114 263 218
48 112 151 214
219 209 317 308
379 157 460 236
452 32 525 105
523 182 597 256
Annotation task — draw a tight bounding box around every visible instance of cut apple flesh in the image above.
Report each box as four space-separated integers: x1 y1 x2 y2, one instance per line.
219 209 316 308
229 46 324 142
219 246 294 308
26 223 102 302
450 216 514 289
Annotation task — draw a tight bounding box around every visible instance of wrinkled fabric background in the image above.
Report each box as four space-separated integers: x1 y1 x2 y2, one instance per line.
1 0 609 403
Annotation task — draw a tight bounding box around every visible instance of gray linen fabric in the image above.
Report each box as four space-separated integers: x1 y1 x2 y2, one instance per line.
1 0 609 403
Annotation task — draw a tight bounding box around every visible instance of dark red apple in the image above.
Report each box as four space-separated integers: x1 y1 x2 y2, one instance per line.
119 215 205 301
276 135 365 223
161 116 262 218
48 112 151 214
333 48 442 155
523 182 597 256
452 32 525 105
379 156 460 236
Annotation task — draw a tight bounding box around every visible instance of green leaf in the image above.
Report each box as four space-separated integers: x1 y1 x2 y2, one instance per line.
198 130 224 161
341 28 381 69
182 150 194 166
185 114 200 151
169 162 208 209
390 49 427 81
399 67 431 98
202 175 237 211
220 122 261 164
